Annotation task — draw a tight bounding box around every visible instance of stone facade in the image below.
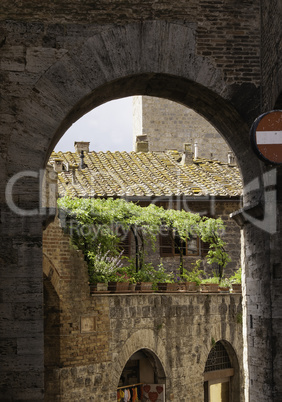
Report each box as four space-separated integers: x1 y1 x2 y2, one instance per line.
43 218 243 401
132 199 242 278
0 1 281 401
133 96 231 162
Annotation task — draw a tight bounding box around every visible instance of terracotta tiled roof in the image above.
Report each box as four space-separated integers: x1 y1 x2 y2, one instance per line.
49 150 243 198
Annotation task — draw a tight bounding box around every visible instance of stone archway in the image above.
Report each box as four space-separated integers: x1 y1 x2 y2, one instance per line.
203 340 241 402
117 348 166 401
0 16 276 402
111 328 168 391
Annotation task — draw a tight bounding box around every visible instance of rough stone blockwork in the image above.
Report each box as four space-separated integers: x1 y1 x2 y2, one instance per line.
0 0 281 401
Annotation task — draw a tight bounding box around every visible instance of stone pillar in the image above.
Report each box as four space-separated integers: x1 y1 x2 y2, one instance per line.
0 207 44 400
0 172 45 400
243 224 273 401
241 166 282 402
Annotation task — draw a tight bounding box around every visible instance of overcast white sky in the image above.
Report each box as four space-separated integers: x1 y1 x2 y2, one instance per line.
55 96 133 153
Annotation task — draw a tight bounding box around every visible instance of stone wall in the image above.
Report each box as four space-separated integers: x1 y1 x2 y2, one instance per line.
43 219 243 401
0 1 281 401
261 0 282 110
133 96 231 162
135 199 242 278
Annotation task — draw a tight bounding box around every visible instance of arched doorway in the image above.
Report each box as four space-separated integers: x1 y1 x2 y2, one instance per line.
204 341 240 402
117 348 166 402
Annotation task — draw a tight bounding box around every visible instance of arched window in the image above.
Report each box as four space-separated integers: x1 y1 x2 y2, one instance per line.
117 349 166 401
204 341 239 402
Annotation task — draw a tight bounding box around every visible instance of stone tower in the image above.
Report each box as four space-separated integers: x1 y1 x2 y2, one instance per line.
133 96 231 161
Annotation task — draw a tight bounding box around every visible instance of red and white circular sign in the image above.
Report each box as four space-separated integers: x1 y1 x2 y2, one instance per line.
250 110 282 164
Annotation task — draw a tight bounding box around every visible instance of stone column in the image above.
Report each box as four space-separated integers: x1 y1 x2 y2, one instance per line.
0 173 45 400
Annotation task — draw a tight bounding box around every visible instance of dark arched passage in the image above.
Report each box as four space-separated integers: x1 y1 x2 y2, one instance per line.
117 348 166 401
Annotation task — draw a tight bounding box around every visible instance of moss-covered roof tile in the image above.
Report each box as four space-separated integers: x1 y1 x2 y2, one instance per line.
49 150 243 198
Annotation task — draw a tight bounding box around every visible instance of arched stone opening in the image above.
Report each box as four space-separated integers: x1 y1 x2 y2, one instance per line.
10 21 260 186
1 17 273 402
43 71 261 186
117 348 166 401
204 340 240 402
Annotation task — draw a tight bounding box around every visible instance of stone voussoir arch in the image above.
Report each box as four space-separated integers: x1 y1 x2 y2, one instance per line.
111 328 168 389
14 20 262 186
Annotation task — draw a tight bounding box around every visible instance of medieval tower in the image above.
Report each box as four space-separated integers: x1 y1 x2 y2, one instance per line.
133 96 232 162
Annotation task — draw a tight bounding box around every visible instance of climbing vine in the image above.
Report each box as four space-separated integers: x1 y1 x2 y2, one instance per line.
58 197 230 278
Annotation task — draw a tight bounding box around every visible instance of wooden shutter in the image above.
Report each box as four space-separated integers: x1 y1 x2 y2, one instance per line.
118 227 131 257
160 229 174 256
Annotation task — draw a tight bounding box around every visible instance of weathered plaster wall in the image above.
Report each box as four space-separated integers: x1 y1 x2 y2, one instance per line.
43 219 243 402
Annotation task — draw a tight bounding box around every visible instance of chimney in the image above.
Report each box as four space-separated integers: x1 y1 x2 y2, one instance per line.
74 141 90 154
53 158 63 172
41 164 58 209
227 151 236 165
135 135 149 152
182 143 193 164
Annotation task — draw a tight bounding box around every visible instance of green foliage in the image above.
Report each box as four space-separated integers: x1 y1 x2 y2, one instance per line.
229 267 242 284
152 262 174 284
181 265 204 286
201 276 221 284
58 196 231 283
218 278 230 287
130 263 156 283
236 312 243 325
87 246 124 284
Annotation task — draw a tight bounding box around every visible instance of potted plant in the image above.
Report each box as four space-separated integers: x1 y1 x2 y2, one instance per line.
88 248 124 293
229 268 242 293
218 278 230 293
133 263 155 292
182 264 203 292
200 276 220 293
152 262 174 292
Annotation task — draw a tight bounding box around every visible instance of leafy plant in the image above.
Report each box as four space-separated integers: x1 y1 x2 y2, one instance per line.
87 246 124 284
218 278 230 288
201 276 220 284
58 196 231 284
229 267 242 284
181 264 204 286
131 263 155 283
152 261 174 284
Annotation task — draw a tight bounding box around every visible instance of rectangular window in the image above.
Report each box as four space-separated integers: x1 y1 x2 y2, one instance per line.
159 229 200 257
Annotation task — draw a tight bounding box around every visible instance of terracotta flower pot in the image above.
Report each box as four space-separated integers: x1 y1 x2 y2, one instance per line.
157 283 168 292
166 283 178 292
89 283 109 294
136 282 153 292
115 282 130 292
185 281 198 292
108 281 130 292
231 284 242 293
200 283 219 293
176 282 187 292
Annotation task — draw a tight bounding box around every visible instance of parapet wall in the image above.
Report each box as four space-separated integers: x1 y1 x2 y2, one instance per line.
43 219 243 401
